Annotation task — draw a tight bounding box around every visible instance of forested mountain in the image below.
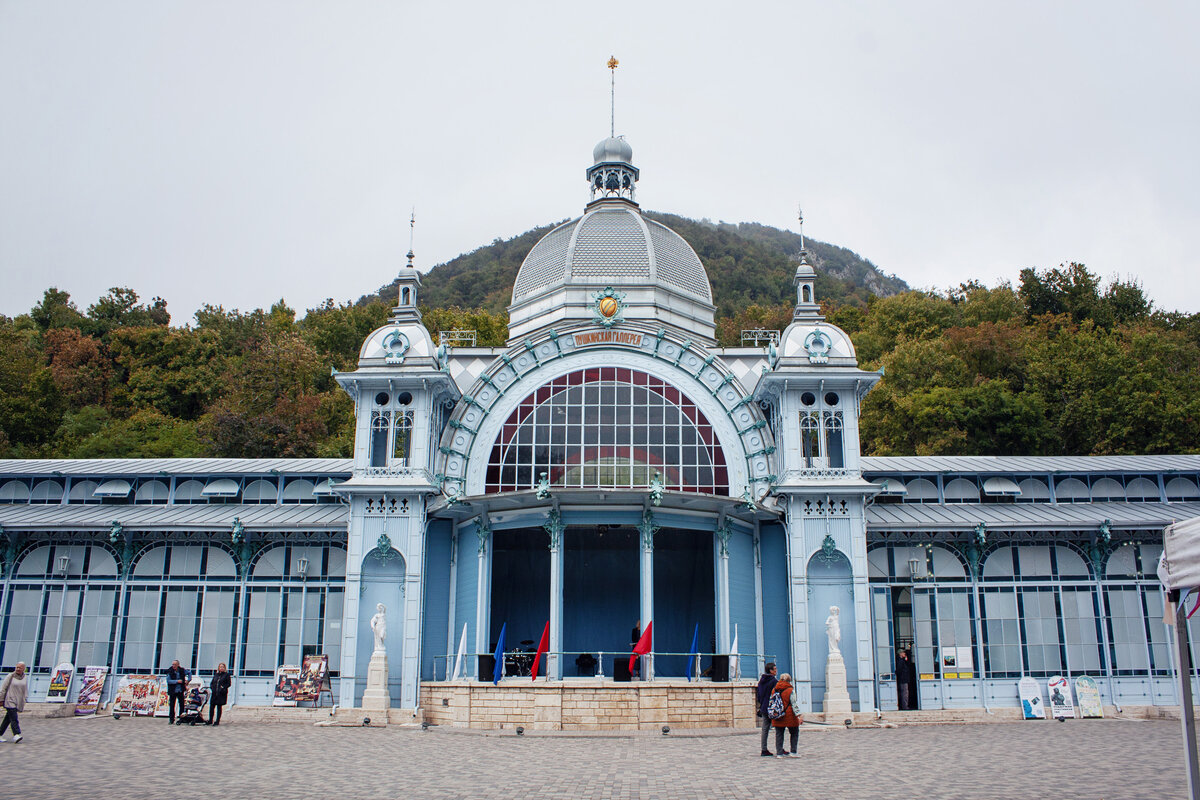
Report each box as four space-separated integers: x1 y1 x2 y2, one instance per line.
2 253 1197 461
363 213 909 318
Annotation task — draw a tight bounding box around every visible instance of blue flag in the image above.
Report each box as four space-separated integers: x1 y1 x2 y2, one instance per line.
684 623 699 682
492 623 507 685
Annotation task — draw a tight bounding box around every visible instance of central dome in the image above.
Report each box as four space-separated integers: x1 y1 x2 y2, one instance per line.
505 137 716 345
512 204 713 304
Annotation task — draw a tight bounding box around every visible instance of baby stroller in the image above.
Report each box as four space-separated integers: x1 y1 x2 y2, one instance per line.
176 680 210 726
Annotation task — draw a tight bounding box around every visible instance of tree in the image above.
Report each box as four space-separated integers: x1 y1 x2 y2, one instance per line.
31 288 86 332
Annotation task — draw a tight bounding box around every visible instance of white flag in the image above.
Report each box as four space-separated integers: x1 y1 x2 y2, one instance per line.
451 623 468 680
730 624 740 680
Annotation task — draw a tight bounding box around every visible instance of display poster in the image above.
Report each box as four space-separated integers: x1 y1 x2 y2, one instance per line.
153 677 172 717
272 665 301 706
75 666 108 716
1019 676 1045 719
1074 675 1104 718
296 655 329 703
955 646 974 678
46 662 74 702
113 674 165 716
1047 675 1075 719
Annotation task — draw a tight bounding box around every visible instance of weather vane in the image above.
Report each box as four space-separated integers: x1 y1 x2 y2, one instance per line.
407 208 416 268
608 55 619 137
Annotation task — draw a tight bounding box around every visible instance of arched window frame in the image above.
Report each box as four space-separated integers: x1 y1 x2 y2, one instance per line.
484 367 729 494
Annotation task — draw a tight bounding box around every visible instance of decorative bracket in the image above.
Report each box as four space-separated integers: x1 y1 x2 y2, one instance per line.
476 516 491 556
638 509 659 553
814 532 840 565
370 533 401 564
543 507 564 552
715 519 733 558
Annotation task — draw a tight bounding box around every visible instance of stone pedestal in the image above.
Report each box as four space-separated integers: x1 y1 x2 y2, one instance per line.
361 650 391 713
823 652 853 720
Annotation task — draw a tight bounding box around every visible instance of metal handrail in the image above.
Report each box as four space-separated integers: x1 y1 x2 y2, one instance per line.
431 650 774 681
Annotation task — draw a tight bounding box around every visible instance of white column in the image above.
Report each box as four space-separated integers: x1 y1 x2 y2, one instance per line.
638 509 657 680
473 519 492 678
544 509 565 680
716 520 732 653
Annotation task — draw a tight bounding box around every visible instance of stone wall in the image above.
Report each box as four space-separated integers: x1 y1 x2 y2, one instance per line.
419 680 758 731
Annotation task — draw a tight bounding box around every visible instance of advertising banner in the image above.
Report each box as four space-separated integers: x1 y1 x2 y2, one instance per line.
1019 676 1045 719
75 666 108 716
272 665 301 706
1075 675 1104 718
1047 675 1076 719
153 677 172 717
296 655 329 703
113 674 165 716
46 662 74 702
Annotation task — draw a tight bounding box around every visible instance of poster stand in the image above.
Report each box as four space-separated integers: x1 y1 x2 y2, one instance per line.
296 654 332 709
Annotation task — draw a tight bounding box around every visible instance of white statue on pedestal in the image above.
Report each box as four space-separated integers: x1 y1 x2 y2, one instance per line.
371 603 387 653
825 606 841 656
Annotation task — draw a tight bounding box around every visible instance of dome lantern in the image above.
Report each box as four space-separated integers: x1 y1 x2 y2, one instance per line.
586 136 639 205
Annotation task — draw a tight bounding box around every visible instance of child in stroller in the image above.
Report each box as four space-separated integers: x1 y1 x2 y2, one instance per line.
176 678 210 725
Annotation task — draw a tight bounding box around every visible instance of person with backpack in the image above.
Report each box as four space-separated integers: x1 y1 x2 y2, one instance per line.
770 672 802 757
755 662 778 756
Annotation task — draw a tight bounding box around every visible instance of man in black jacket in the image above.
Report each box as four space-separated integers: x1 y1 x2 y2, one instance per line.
208 663 232 726
164 660 190 723
896 649 914 710
756 662 778 756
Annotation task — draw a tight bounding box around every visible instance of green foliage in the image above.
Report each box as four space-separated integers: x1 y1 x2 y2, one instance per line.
1018 263 1151 329
857 266 1200 456
4 247 1196 460
420 306 509 347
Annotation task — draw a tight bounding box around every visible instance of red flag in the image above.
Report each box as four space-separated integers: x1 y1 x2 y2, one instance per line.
530 621 550 681
629 621 652 675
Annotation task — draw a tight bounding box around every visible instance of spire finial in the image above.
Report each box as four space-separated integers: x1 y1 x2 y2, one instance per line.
607 55 619 137
406 208 415 268
797 204 805 253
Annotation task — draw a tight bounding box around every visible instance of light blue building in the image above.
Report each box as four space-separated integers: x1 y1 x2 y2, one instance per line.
1 135 1198 715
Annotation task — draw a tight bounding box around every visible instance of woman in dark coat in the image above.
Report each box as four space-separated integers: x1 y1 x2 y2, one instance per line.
208 663 232 726
770 673 803 757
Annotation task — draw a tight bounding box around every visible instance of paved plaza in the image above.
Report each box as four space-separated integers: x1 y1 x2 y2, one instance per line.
2 714 1196 799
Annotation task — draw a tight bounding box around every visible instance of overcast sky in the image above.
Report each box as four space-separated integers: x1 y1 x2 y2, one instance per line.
2 1 1197 323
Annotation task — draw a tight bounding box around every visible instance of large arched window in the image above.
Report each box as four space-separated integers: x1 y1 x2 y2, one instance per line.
485 367 729 494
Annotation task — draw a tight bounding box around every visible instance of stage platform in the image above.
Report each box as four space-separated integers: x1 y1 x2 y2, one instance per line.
419 679 759 731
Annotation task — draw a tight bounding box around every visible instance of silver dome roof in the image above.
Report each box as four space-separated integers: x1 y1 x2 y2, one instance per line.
593 135 634 164
511 204 713 304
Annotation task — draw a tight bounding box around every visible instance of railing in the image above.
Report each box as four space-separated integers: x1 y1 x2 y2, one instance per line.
431 650 776 682
741 329 780 347
357 464 431 480
439 330 477 347
786 466 859 480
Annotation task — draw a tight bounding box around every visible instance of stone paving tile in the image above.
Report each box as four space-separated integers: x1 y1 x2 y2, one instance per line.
0 715 1195 799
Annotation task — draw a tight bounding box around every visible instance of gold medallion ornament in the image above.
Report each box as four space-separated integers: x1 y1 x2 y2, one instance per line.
591 287 625 328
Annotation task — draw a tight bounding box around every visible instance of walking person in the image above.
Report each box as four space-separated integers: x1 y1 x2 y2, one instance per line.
0 661 28 743
755 662 778 756
771 672 802 757
208 662 232 726
165 659 190 724
895 648 914 710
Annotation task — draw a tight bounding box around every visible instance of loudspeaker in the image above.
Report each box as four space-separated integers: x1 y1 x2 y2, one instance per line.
613 657 632 682
711 655 729 682
478 655 495 682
